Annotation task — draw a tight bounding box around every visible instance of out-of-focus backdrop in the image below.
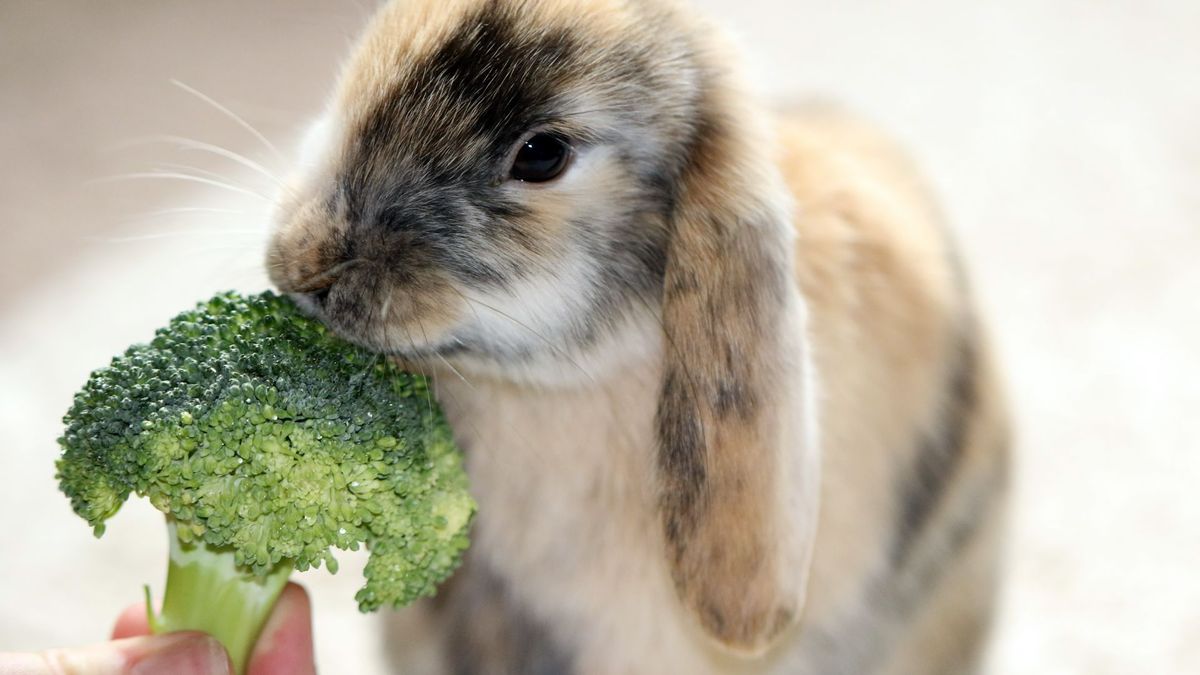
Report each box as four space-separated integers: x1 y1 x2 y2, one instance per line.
2 1 1197 673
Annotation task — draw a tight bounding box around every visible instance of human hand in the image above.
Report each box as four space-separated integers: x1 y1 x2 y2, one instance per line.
0 582 315 674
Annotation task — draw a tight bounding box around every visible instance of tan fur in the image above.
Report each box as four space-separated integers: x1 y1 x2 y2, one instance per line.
393 110 1010 675
267 1 1009 672
776 111 963 613
336 0 649 146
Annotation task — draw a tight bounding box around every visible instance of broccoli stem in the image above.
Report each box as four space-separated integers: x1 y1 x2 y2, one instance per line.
149 520 292 675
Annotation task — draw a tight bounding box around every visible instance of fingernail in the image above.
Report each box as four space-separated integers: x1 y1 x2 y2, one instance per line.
126 633 231 675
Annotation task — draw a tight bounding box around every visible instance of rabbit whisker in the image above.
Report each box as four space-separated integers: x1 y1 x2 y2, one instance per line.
89 172 270 201
433 350 475 390
151 162 265 189
446 287 598 384
170 78 286 163
128 205 249 219
400 325 438 437
84 229 263 244
120 135 286 188
293 258 369 293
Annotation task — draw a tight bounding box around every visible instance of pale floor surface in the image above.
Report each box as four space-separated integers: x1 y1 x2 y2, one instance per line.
1 2 1197 673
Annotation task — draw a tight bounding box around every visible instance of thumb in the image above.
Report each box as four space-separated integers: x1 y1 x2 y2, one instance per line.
1 632 232 675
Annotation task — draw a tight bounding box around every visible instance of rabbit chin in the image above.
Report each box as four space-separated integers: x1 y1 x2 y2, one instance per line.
406 271 664 389
446 303 663 388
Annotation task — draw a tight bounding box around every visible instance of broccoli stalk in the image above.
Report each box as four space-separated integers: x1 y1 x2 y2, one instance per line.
57 291 473 674
152 520 293 672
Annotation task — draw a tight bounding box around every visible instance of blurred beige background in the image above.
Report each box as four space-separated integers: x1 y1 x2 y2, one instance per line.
2 1 1197 673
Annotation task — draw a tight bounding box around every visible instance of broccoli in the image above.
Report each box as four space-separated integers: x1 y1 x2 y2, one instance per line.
56 291 473 673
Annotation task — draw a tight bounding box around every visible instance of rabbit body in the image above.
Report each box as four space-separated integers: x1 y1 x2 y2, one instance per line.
406 114 1009 675
267 1 1010 673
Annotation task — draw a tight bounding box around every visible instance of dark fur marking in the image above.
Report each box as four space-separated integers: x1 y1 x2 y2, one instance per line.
907 462 1006 598
796 444 1006 675
415 7 577 142
713 378 743 418
891 331 979 567
714 343 757 419
804 484 1002 675
657 365 708 555
334 2 586 291
437 558 575 675
353 2 580 184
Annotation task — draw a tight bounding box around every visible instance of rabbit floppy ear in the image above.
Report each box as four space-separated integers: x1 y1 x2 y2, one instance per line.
656 89 820 656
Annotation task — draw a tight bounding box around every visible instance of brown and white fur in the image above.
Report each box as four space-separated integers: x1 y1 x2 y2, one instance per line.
266 0 1010 673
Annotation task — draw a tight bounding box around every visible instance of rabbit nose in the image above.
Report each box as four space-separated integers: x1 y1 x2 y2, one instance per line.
309 284 334 306
290 257 369 306
293 271 339 306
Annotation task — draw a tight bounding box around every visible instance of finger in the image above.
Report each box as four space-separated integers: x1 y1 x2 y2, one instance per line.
0 632 231 675
121 632 232 675
112 603 152 639
247 582 316 675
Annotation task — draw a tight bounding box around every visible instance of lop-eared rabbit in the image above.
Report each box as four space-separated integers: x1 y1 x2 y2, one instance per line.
268 0 1010 672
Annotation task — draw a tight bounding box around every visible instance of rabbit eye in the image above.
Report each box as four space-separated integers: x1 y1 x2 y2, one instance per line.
509 133 572 183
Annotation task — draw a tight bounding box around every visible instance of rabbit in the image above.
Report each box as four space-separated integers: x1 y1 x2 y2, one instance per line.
266 0 1011 673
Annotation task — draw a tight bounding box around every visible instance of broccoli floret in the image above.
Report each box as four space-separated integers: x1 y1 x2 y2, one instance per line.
56 291 473 673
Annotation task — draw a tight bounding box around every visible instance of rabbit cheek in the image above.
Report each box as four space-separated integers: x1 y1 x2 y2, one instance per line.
331 271 467 355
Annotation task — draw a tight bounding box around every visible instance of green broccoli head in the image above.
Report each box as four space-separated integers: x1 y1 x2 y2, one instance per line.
57 291 473 611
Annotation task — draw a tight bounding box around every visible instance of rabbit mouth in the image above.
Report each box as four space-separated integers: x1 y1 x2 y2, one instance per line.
280 275 467 359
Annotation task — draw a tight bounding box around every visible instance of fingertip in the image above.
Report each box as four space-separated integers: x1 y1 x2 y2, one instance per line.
247 582 315 675
280 581 313 617
112 602 152 640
